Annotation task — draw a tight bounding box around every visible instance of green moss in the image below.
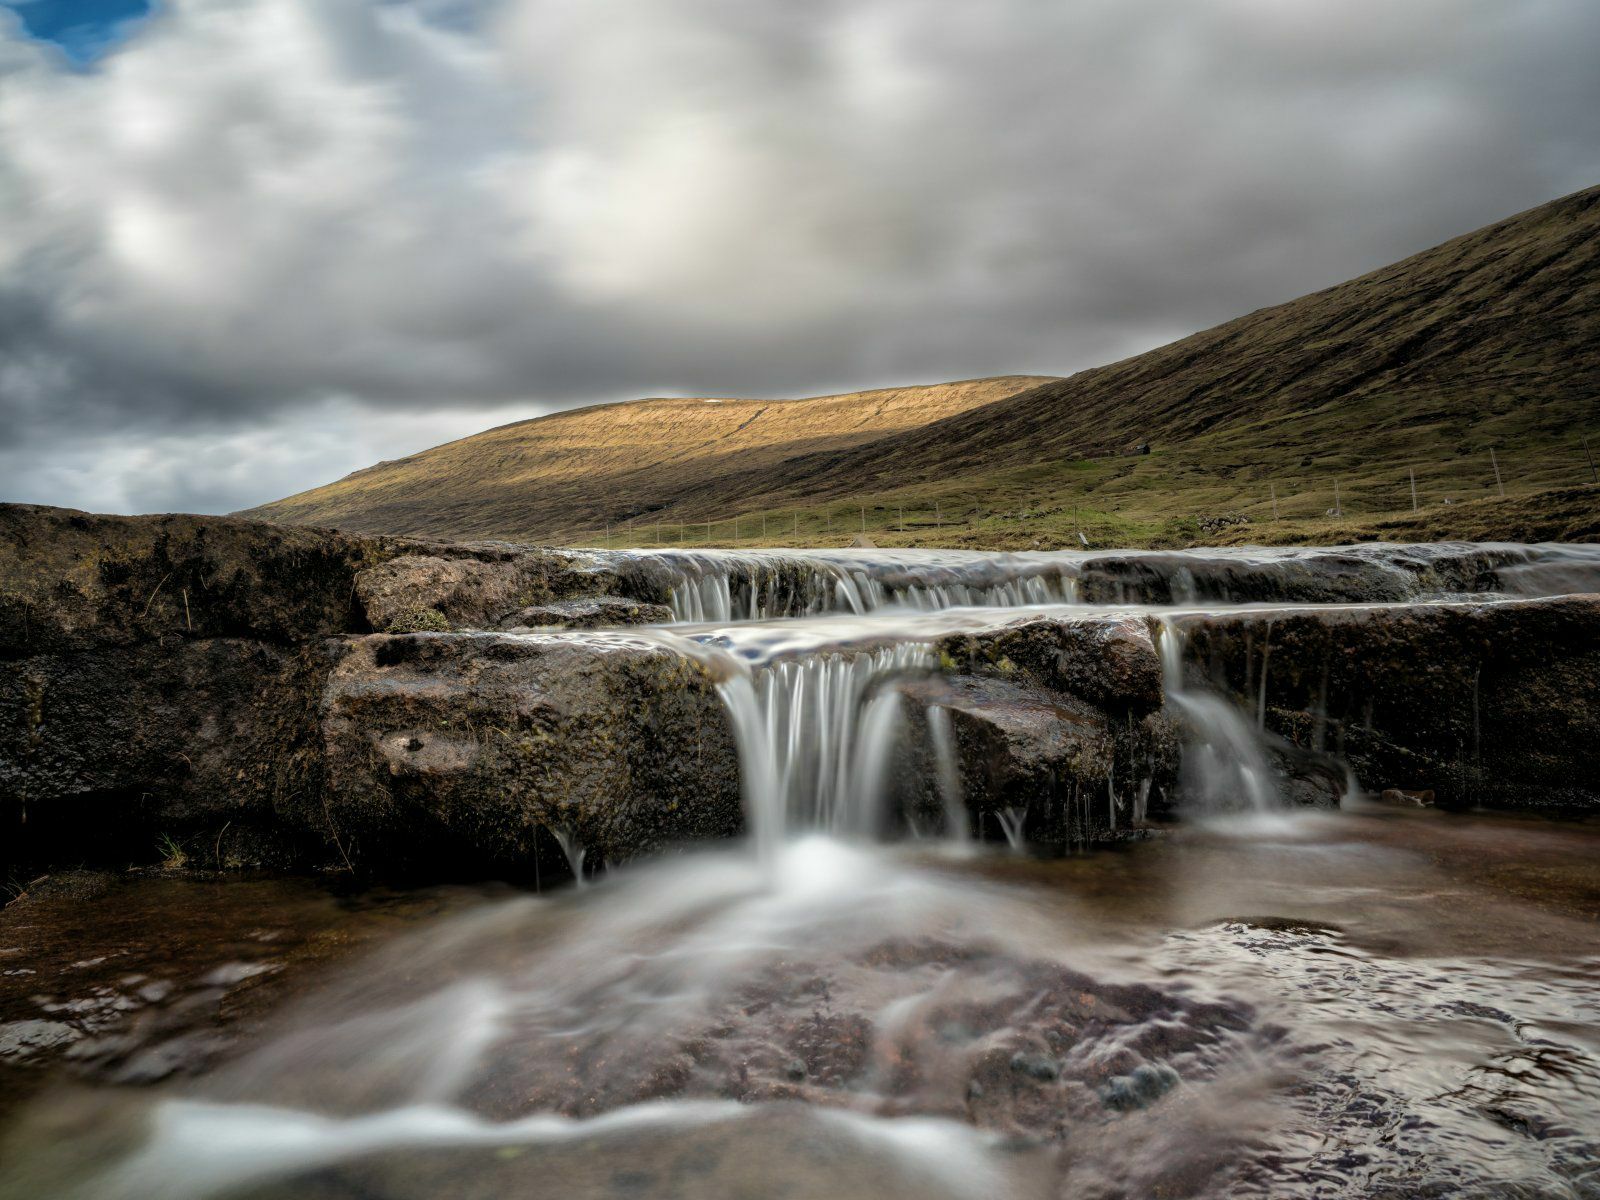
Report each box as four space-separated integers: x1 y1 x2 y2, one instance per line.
386 606 451 633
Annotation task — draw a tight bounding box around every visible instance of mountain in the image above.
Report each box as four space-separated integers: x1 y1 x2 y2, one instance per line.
244 186 1600 547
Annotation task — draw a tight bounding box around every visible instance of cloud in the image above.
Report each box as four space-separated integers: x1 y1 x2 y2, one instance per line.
2 0 1598 513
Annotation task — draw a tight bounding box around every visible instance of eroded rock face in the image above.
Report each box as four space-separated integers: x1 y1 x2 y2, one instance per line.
1168 596 1600 809
1073 544 1525 605
320 633 742 873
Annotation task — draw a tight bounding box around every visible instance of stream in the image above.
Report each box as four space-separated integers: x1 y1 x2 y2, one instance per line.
3 543 1599 1199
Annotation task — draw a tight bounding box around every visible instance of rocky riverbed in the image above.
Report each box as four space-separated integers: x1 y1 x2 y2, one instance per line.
3 503 1600 1199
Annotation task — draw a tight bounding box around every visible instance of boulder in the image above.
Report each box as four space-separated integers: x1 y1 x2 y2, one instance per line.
935 613 1164 715
319 633 742 874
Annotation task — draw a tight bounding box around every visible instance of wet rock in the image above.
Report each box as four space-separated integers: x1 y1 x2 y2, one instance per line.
1 638 333 871
320 632 743 873
1100 1062 1180 1111
0 504 398 655
899 667 1179 844
497 596 675 630
1010 1051 1061 1082
935 613 1165 715
1075 544 1532 606
1169 595 1600 810
0 504 678 874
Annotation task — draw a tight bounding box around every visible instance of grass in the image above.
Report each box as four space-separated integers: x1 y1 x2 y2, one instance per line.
156 832 189 871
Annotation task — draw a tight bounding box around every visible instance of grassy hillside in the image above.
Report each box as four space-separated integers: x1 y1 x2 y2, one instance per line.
243 377 1052 540
245 186 1600 549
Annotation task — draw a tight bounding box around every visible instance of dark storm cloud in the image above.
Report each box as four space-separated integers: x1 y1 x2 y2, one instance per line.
2 0 1598 513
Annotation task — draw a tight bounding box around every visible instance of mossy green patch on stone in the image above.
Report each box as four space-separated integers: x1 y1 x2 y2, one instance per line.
386 606 450 634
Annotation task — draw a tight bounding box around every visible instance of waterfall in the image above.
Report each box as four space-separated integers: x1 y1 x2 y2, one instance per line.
1156 617 1280 812
714 642 935 868
925 705 969 842
649 550 1079 622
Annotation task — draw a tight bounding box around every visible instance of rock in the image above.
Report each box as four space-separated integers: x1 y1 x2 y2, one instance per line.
851 534 877 548
498 597 675 630
1169 595 1600 810
1009 1051 1060 1082
0 505 399 655
898 672 1178 844
386 606 451 634
1101 1062 1180 1111
0 505 703 877
1074 544 1529 605
1 638 332 870
319 632 743 874
353 550 622 632
935 613 1165 715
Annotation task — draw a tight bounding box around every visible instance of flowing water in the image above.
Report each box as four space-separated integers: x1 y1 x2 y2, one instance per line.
4 544 1600 1198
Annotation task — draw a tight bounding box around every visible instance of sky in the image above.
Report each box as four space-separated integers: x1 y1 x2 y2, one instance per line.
2 1 1598 515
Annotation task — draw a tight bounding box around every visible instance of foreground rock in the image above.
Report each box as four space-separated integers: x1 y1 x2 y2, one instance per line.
321 632 740 873
0 506 681 875
5 503 1599 878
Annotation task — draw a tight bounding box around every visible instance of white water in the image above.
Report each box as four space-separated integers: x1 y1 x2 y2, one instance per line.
712 641 934 865
1157 616 1282 813
614 542 1600 623
925 704 968 843
648 548 1077 622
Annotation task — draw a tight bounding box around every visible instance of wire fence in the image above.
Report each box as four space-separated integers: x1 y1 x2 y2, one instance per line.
548 441 1600 549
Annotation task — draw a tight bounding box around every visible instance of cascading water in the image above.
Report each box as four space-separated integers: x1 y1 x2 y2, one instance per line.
619 542 1600 625
1157 616 1281 812
924 704 968 843
712 642 935 867
640 549 1081 622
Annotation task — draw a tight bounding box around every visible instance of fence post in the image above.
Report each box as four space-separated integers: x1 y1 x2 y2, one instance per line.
1270 482 1279 520
706 520 712 545
898 505 903 532
793 512 798 541
1333 478 1342 518
859 505 865 534
1585 434 1599 485
935 501 941 532
1489 447 1505 497
1409 468 1418 513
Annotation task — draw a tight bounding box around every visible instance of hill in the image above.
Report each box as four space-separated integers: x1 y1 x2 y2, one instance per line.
244 186 1600 548
243 377 1052 541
